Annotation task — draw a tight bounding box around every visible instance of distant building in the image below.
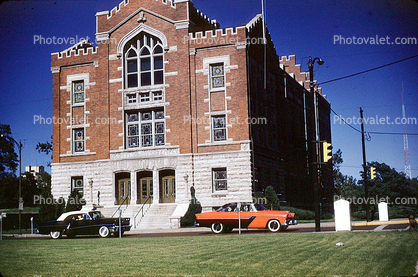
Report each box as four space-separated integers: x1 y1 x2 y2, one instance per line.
50 0 332 228
25 165 45 179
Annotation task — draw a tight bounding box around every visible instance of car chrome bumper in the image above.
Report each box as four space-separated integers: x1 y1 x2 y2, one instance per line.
110 225 131 233
284 219 297 226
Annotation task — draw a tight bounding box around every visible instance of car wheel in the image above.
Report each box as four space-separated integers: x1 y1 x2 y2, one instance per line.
267 219 281 232
211 222 224 234
98 226 110 238
50 231 62 239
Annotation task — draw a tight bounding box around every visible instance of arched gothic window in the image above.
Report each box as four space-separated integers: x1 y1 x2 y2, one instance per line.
124 33 164 88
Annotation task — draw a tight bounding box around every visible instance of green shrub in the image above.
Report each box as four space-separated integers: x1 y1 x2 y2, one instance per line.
265 186 280 211
65 191 84 212
180 198 202 227
388 205 418 219
281 206 315 220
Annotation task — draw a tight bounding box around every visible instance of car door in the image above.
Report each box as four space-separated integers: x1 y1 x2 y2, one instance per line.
238 204 256 228
68 213 94 235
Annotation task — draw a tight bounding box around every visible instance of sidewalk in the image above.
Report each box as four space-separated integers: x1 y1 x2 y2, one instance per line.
1 218 410 238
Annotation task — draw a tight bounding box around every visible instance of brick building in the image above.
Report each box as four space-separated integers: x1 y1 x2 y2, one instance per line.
50 0 332 228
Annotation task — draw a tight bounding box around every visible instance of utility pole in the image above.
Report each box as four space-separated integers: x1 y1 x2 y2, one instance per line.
308 57 324 232
360 107 370 222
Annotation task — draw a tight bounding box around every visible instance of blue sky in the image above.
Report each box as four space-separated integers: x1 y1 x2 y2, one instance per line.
0 0 417 181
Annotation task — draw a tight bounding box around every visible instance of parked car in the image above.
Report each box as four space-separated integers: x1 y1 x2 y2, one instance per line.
195 203 297 234
37 210 131 239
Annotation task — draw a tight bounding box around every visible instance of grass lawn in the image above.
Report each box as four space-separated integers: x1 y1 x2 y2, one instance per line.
1 231 417 277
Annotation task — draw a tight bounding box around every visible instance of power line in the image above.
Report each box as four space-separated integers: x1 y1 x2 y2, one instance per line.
331 108 361 133
368 131 418 136
318 54 418 86
331 108 418 136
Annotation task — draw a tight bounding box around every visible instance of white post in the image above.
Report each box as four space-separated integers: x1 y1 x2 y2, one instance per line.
30 217 33 235
237 202 241 235
119 209 122 238
334 199 351 231
378 202 389 221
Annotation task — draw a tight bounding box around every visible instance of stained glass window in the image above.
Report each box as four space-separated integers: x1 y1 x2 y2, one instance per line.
73 81 84 104
210 64 225 89
73 128 84 152
126 110 165 148
213 168 227 191
212 115 226 141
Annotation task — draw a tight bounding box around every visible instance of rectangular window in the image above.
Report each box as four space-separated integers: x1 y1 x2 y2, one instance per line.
127 94 137 104
126 110 165 148
73 128 85 153
140 92 150 102
153 91 163 101
164 179 169 198
71 177 84 196
213 168 227 192
210 64 225 89
172 178 176 198
72 81 84 104
212 115 226 141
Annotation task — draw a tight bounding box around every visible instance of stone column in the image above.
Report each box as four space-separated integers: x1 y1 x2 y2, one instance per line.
153 170 159 204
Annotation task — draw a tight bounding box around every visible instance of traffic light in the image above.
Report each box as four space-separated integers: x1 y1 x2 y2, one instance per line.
370 166 376 180
322 142 332 163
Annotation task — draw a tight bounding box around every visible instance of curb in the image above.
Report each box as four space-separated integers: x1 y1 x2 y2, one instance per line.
352 220 409 226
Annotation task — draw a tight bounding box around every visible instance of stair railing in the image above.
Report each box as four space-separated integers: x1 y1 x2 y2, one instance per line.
112 196 130 218
133 196 152 228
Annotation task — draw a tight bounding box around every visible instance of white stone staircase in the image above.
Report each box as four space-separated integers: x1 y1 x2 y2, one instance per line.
134 204 178 230
82 203 185 230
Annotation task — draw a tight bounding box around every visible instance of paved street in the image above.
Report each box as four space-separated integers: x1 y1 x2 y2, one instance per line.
2 219 410 240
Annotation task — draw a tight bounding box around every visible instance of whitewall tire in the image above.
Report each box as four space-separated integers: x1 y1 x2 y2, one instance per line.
50 231 62 239
211 222 224 234
267 219 281 232
98 226 110 238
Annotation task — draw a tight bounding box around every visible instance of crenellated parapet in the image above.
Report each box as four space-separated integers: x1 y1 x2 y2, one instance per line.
103 0 176 20
280 55 323 94
190 6 220 29
51 40 98 67
188 26 246 49
246 14 262 32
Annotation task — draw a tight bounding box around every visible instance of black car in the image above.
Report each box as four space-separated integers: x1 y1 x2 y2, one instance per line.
37 210 131 239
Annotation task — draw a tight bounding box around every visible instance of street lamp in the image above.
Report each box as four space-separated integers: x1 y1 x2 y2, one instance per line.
89 178 93 205
1 134 23 235
308 56 324 232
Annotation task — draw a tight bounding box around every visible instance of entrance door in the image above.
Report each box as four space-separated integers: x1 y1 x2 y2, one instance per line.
117 178 131 205
139 177 153 204
161 175 175 203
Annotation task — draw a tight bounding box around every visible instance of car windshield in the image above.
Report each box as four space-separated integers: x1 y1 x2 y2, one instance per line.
216 203 267 212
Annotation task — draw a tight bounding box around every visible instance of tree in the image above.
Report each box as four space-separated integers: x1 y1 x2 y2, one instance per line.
0 124 18 173
0 173 18 209
36 137 52 166
265 186 280 210
22 172 41 207
65 190 84 212
180 198 202 227
367 162 418 218
332 149 358 197
0 124 19 209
